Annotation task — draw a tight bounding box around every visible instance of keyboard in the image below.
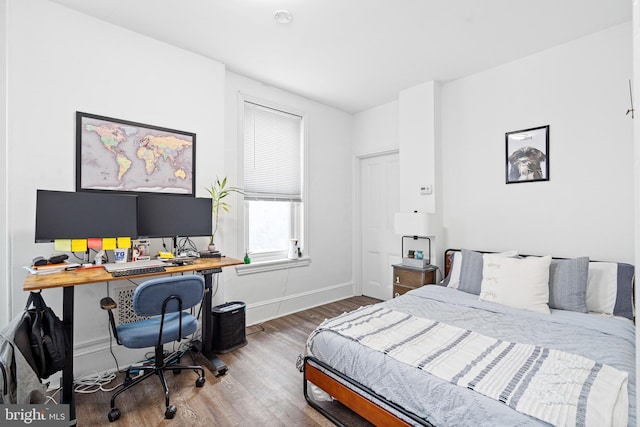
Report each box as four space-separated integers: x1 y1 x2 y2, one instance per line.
103 260 167 277
110 265 166 277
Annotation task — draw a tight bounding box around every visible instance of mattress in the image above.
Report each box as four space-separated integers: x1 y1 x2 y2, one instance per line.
306 285 636 426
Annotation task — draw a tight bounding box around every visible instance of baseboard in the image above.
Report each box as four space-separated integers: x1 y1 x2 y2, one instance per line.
244 281 355 325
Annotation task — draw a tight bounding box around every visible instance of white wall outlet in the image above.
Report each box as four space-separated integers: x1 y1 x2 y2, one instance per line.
420 185 433 195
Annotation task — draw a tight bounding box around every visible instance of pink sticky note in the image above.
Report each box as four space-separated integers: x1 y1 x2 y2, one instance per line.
87 238 102 249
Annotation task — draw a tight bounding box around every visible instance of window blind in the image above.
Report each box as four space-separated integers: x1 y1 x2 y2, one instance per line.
243 101 302 202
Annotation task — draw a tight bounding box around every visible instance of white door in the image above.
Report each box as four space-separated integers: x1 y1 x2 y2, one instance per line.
359 152 400 300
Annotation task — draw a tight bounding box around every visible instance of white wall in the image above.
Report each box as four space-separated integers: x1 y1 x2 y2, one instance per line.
5 0 225 374
352 100 398 156
398 81 438 214
441 23 634 262
222 72 354 325
1 0 8 328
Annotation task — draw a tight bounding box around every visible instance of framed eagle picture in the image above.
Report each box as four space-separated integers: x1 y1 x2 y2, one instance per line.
505 125 549 184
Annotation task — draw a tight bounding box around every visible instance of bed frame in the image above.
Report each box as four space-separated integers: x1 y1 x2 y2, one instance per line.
303 356 429 426
301 251 463 426
303 248 635 425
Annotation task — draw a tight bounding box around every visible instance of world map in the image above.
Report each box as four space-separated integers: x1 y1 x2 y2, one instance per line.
79 115 194 194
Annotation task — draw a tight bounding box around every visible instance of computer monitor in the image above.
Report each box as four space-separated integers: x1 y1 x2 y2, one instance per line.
35 190 138 242
136 194 212 239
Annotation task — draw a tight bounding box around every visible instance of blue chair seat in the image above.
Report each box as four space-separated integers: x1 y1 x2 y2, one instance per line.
116 312 198 349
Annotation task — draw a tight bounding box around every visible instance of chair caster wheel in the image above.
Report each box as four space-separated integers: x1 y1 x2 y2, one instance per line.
195 376 205 387
165 405 177 419
108 408 121 422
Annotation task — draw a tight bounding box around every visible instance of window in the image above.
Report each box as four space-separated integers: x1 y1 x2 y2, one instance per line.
242 98 306 262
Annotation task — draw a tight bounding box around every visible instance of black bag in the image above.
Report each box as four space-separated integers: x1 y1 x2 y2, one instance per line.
0 310 47 404
26 292 68 379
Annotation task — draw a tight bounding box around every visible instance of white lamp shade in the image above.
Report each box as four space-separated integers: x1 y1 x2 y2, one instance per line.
394 212 435 237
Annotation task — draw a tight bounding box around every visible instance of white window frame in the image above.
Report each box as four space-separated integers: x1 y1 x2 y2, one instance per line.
235 93 310 275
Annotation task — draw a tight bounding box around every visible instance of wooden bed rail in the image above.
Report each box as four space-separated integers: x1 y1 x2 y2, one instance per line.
303 356 432 426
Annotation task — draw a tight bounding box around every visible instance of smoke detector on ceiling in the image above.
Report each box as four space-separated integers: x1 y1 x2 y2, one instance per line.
274 10 293 24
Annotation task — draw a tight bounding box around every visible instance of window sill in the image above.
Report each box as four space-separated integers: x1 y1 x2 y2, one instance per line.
235 256 311 276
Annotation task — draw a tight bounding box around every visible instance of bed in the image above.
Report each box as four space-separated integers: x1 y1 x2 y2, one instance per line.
303 249 636 426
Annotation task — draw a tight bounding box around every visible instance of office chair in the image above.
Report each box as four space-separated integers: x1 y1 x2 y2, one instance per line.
100 275 206 422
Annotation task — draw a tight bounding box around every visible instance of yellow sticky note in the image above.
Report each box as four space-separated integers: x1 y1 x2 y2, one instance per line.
117 237 131 249
87 238 102 250
71 239 87 252
54 239 72 252
102 238 117 250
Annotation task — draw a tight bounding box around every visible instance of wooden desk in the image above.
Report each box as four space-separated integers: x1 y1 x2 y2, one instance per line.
23 257 243 426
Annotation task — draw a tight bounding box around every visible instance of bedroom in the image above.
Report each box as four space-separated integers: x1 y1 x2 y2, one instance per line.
1 0 638 425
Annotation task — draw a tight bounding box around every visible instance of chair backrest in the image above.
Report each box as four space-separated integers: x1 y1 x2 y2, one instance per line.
132 275 205 317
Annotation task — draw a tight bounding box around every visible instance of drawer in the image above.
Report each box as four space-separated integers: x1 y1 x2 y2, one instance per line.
394 267 427 287
393 284 414 298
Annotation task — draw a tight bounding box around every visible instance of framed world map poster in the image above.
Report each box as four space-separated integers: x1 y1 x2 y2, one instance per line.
76 112 196 195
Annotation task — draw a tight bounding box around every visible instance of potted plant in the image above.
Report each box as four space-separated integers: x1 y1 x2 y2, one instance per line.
205 176 243 251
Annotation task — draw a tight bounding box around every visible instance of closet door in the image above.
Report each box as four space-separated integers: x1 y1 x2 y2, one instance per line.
359 151 400 300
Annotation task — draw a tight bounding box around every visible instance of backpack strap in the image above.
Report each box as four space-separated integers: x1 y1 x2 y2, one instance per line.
27 292 47 379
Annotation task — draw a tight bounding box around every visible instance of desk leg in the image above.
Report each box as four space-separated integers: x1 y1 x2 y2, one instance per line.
62 286 76 426
200 269 227 376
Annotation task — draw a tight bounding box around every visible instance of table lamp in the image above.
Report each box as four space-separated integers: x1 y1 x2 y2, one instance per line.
394 211 435 267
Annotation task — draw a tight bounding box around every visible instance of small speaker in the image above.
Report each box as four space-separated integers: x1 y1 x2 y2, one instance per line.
211 301 247 353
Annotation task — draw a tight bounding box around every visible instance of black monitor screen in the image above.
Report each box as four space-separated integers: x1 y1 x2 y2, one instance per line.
35 190 138 242
137 194 212 238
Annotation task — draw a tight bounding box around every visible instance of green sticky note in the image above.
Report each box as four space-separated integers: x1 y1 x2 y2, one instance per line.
54 239 72 252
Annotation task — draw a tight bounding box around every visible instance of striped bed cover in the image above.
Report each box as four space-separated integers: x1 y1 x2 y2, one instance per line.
310 305 628 427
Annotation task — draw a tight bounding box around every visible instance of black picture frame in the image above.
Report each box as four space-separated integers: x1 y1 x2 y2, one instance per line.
76 112 196 195
505 125 549 184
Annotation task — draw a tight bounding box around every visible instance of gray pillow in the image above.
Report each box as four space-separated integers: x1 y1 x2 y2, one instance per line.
548 257 589 313
458 249 484 295
613 263 634 320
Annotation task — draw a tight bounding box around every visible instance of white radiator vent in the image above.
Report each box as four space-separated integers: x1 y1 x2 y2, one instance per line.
115 284 149 325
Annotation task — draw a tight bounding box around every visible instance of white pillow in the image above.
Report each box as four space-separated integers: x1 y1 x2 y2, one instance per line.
586 262 618 315
479 254 551 314
447 250 518 289
446 252 463 289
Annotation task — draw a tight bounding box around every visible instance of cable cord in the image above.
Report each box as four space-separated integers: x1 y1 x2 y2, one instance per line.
105 282 128 373
73 370 120 394
177 237 198 254
44 386 62 405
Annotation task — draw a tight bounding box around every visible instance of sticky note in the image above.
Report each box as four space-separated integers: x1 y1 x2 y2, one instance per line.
102 238 117 250
54 239 72 252
117 237 131 249
87 238 102 250
71 239 87 252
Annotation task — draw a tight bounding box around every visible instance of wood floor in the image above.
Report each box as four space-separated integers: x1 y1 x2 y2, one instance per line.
75 296 379 426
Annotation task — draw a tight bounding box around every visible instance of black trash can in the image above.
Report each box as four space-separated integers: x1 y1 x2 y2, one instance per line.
211 301 247 353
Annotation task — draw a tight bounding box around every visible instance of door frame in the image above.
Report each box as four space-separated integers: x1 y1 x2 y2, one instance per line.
353 149 399 296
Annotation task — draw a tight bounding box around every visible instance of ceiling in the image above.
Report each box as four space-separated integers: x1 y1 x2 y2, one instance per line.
49 0 631 114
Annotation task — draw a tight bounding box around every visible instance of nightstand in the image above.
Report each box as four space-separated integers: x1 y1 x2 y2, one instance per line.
392 264 437 298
